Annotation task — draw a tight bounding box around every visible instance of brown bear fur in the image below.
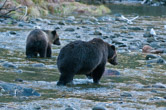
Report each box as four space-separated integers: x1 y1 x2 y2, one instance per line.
57 38 117 85
26 29 60 58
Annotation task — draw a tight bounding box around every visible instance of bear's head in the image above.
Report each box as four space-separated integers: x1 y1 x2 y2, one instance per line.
51 30 61 45
107 44 118 65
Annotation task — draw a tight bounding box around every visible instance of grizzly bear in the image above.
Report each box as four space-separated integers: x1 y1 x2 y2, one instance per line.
26 29 60 58
57 38 117 86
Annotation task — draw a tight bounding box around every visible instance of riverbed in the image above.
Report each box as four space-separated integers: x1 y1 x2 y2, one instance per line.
0 4 166 110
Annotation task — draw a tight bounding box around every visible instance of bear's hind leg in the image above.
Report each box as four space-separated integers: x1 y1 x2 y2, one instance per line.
26 48 37 58
39 47 47 58
92 65 105 84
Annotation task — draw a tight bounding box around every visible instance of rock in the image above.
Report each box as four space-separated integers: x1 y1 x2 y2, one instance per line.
120 92 132 97
65 107 75 110
65 28 75 32
102 35 109 39
31 63 45 68
9 31 17 35
129 45 139 51
145 54 160 60
152 84 166 88
81 20 94 25
146 58 165 64
103 69 120 76
15 78 23 82
147 37 155 43
92 106 106 110
164 96 166 99
2 62 18 69
128 27 143 30
15 69 23 73
67 16 75 21
142 45 154 53
146 64 153 68
58 21 66 25
150 42 160 49
112 40 124 45
0 82 40 96
94 30 102 35
97 16 112 22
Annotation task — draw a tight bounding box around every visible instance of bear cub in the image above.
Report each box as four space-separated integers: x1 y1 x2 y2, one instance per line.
26 29 60 58
57 38 117 86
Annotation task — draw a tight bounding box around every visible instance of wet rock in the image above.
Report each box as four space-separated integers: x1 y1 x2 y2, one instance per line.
65 107 75 110
150 42 160 48
102 35 109 39
9 31 17 35
34 106 41 110
145 54 160 60
92 106 106 110
152 84 166 88
120 92 132 97
129 45 139 51
146 58 165 64
146 64 153 68
15 78 23 82
81 20 94 25
128 27 143 30
31 63 45 68
112 40 125 45
2 62 18 69
65 28 75 32
94 30 102 35
14 69 23 73
58 21 66 25
147 37 156 43
67 16 75 21
104 69 120 76
143 33 151 37
0 82 40 96
97 16 112 22
164 96 166 99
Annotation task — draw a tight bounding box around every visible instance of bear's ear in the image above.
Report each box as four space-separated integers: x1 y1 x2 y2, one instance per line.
52 30 57 36
111 45 116 51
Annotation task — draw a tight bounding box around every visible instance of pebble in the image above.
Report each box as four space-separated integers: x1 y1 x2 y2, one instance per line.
92 106 106 110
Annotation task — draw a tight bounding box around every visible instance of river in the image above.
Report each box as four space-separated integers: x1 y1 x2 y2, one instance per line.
0 3 166 110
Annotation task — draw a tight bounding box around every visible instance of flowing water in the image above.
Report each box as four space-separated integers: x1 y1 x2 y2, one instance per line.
0 4 166 110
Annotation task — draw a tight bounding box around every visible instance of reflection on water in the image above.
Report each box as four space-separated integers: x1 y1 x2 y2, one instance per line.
107 4 166 16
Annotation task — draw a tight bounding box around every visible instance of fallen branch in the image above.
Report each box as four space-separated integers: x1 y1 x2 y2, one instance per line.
0 0 28 20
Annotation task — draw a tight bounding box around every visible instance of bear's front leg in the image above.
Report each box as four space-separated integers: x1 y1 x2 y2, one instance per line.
57 73 75 86
92 65 105 84
46 44 52 58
